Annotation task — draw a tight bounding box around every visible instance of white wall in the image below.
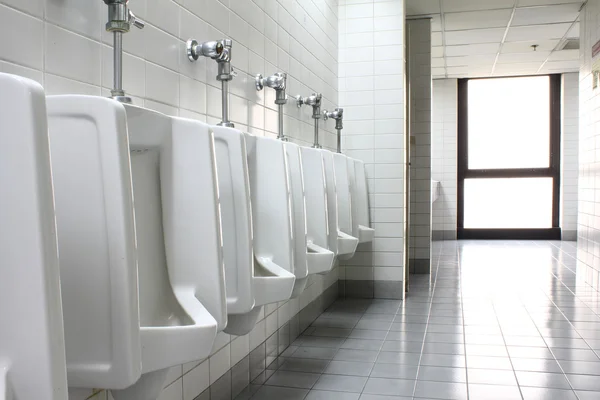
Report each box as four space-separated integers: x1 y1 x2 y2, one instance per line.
431 79 457 240
561 72 579 240
0 0 340 398
338 0 406 299
577 0 600 291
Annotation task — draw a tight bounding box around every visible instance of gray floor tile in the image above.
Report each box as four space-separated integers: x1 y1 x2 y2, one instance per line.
575 390 600 400
278 358 330 373
304 390 360 400
334 349 379 363
566 374 600 391
385 331 426 342
382 340 423 353
359 395 412 400
467 356 513 370
376 351 421 365
520 387 579 400
370 363 418 380
421 353 467 368
423 342 466 355
296 336 346 348
468 369 518 386
516 371 571 389
341 339 384 351
249 385 308 400
313 374 368 393
467 384 522 400
355 320 393 331
413 380 468 399
324 361 374 377
558 360 600 375
349 329 388 340
291 346 338 360
264 370 320 389
363 378 416 397
417 366 467 383
510 358 563 373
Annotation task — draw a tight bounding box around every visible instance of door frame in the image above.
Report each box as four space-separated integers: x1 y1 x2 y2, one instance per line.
457 74 562 240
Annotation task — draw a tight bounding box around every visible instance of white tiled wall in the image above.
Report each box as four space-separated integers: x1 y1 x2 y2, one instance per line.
0 0 340 398
561 72 579 240
431 79 458 240
577 0 600 291
407 18 432 271
338 0 406 298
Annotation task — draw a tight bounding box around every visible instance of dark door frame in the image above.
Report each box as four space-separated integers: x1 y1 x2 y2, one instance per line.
457 74 562 240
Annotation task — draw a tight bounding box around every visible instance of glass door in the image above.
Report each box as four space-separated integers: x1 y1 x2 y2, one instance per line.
457 75 561 239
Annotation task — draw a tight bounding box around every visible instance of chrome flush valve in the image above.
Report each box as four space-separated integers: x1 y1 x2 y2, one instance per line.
103 0 145 102
323 108 344 131
256 73 288 140
296 93 322 119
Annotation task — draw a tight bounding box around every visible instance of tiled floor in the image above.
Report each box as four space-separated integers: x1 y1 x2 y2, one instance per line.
235 240 600 400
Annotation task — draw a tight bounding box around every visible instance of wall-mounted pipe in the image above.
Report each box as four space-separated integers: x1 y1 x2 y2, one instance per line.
103 0 145 103
187 39 236 127
323 108 344 153
255 73 287 140
296 93 322 148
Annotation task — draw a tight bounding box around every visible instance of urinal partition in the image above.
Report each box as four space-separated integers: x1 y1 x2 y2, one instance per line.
284 142 309 298
329 152 359 259
46 95 142 390
211 126 254 316
124 104 222 373
351 159 375 243
244 133 296 307
300 147 335 275
0 73 68 400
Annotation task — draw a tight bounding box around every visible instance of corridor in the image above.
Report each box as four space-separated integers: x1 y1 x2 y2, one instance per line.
237 241 600 400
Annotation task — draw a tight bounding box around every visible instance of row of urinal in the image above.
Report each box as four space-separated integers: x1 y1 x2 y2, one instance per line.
0 73 374 400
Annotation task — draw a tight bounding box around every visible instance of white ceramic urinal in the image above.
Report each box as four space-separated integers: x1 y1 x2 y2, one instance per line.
284 142 310 297
47 96 223 400
0 73 68 400
349 158 375 243
112 105 225 399
211 127 295 335
322 151 359 259
300 147 335 275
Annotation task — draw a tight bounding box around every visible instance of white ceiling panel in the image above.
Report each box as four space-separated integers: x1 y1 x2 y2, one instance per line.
501 39 561 53
512 4 581 26
497 51 551 64
517 0 583 6
445 9 513 31
446 43 501 57
505 23 572 42
445 28 506 46
405 0 440 16
416 0 582 78
442 0 515 13
548 49 579 61
446 54 497 67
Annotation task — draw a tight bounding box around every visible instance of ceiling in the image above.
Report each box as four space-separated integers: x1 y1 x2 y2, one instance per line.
406 0 584 79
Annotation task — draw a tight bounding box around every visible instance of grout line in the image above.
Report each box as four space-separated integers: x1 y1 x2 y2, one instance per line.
491 0 518 77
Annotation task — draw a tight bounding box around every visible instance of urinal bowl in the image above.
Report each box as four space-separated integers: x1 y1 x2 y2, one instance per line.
301 147 335 275
0 73 68 400
348 158 375 244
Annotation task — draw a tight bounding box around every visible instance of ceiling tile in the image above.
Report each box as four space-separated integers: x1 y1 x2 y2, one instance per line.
446 54 497 67
432 57 446 68
568 22 580 38
548 49 579 61
501 39 560 53
445 28 506 45
444 9 513 31
494 62 543 75
541 60 580 71
446 43 501 57
512 4 581 26
442 0 515 13
405 0 440 16
505 23 572 42
447 66 470 75
432 67 446 77
497 51 551 64
432 31 443 46
517 0 583 6
432 46 444 58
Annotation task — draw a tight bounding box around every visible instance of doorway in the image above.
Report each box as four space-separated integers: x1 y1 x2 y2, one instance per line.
457 75 561 240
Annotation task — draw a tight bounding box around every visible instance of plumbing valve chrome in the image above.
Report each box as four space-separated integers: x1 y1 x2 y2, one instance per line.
296 93 323 148
323 108 344 153
256 73 288 140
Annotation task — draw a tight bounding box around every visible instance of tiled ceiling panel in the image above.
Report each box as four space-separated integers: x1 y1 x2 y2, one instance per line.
444 9 513 31
404 0 583 78
445 28 506 46
511 4 581 26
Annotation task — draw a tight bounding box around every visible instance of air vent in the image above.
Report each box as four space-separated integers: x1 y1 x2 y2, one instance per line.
556 38 580 51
